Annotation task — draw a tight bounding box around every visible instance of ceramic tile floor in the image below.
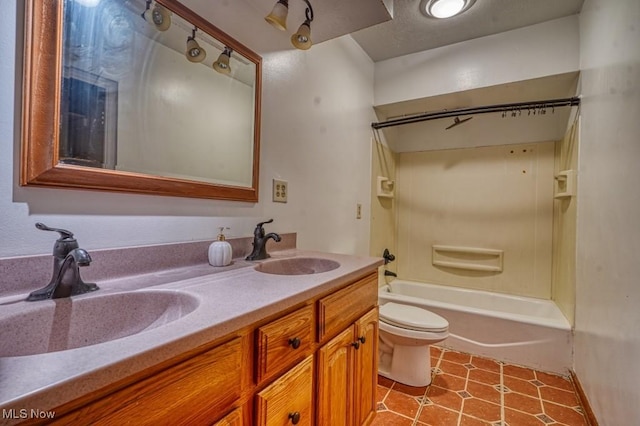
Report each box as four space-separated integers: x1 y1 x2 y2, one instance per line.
373 346 588 426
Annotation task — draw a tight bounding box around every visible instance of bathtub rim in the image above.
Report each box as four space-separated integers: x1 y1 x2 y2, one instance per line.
379 281 572 331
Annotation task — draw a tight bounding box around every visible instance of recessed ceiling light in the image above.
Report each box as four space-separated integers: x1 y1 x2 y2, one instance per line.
420 0 476 19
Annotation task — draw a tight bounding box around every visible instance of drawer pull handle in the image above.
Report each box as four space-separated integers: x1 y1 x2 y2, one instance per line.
288 411 301 424
351 341 360 350
288 337 301 349
358 336 366 344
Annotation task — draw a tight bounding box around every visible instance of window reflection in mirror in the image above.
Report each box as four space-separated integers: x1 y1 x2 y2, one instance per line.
60 0 257 187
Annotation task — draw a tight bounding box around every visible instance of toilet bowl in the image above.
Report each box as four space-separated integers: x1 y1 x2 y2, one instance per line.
378 302 449 387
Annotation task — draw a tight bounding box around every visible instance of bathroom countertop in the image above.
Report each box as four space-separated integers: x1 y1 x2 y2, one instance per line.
0 249 382 422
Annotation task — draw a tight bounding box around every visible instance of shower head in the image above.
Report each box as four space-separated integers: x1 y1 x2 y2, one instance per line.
445 116 473 130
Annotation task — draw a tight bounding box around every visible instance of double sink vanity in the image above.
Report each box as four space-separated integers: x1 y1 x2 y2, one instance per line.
0 240 382 425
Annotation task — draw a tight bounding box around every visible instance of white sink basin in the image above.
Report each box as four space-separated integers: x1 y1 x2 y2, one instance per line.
254 257 340 275
0 290 199 357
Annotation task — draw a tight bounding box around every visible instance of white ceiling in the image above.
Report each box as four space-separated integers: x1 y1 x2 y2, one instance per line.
183 0 393 55
180 0 585 153
349 0 584 62
183 1 584 62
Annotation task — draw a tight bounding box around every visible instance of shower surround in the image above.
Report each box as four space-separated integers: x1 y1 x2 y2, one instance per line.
394 141 555 299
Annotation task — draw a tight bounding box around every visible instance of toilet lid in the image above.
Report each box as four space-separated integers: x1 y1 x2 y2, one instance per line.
379 302 449 332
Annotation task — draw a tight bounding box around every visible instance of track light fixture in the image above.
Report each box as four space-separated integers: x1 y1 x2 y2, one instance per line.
265 0 315 50
265 0 289 31
142 0 171 31
291 12 313 50
213 47 233 75
185 27 206 63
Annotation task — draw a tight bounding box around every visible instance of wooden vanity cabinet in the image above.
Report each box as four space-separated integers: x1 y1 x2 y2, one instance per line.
316 308 379 426
47 271 378 426
316 273 379 426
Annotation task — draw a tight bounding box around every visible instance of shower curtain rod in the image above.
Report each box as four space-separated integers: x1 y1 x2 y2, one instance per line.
371 96 581 130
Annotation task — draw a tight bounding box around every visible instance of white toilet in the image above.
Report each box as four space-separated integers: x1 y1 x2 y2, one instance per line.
378 302 449 387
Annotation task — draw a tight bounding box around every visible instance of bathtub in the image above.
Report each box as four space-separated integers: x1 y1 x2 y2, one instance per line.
379 280 573 374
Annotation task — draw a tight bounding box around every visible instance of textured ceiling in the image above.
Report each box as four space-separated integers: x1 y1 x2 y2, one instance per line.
177 0 585 153
181 0 584 61
183 0 393 55
351 0 585 62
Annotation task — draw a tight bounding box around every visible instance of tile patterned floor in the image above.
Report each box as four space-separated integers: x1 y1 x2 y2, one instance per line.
373 346 588 426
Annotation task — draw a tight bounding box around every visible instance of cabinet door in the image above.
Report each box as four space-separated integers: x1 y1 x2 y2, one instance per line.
317 326 355 426
255 356 314 426
353 308 379 426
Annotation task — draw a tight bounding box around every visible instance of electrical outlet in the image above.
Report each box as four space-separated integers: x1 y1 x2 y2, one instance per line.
356 203 362 219
273 179 288 203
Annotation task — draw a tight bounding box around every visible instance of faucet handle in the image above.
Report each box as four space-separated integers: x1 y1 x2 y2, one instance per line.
256 219 274 228
254 219 274 236
36 222 75 240
36 222 79 258
383 248 395 264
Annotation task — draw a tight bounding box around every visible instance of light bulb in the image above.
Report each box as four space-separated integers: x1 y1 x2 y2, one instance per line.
429 0 465 19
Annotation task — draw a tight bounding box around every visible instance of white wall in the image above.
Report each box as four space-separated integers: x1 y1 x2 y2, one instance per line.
0 2 374 259
575 0 640 423
260 38 375 254
374 15 580 106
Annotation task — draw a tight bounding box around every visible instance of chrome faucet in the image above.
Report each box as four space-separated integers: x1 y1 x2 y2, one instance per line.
245 219 281 261
26 223 99 301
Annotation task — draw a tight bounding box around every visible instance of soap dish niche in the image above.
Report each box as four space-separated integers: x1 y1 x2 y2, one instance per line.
377 176 395 198
554 169 575 199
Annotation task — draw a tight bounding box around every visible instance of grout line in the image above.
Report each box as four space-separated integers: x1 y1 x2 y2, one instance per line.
413 349 444 425
380 385 391 405
456 351 469 426
535 370 546 417
500 361 505 425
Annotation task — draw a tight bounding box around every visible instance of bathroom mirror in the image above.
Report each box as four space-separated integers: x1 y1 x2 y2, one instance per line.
21 0 262 201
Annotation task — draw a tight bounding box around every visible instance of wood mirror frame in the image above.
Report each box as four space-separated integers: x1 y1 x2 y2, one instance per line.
21 0 261 201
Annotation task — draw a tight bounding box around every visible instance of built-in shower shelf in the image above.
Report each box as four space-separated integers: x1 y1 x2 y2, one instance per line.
554 169 575 199
377 176 395 198
432 245 504 272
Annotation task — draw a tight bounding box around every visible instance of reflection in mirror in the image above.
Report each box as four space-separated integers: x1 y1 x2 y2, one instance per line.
21 0 262 201
60 67 118 169
60 0 257 187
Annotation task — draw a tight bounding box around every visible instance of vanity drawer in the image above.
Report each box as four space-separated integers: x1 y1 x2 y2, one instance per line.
56 338 242 425
256 304 313 384
317 272 378 343
255 355 314 426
